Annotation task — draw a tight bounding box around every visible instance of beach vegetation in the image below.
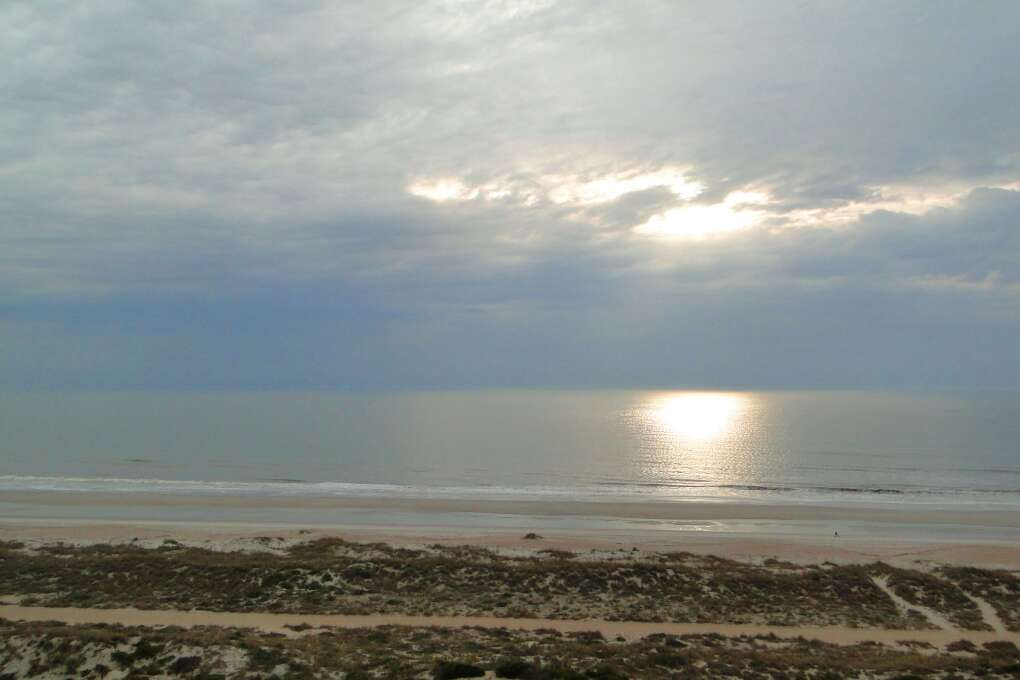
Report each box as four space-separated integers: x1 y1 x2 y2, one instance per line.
433 660 486 678
939 566 1020 632
7 619 1020 679
6 538 1015 632
873 564 990 630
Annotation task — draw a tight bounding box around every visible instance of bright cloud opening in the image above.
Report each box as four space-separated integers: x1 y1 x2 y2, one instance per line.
781 184 974 230
407 178 479 202
635 190 769 239
407 167 706 209
548 168 703 205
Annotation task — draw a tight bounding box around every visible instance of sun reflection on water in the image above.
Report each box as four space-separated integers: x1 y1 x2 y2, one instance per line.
631 392 756 493
651 392 747 442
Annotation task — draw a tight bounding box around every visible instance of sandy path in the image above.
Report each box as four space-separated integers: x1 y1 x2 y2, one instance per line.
872 576 956 631
2 604 1018 647
967 594 1008 634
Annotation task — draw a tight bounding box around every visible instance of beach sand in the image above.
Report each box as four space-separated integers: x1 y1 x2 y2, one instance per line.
3 489 1020 569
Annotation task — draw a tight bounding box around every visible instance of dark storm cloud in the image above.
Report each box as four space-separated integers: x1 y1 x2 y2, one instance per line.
1 1 1018 389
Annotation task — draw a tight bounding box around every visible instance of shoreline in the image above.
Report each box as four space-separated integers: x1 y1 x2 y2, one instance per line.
5 489 1020 526
5 488 1020 569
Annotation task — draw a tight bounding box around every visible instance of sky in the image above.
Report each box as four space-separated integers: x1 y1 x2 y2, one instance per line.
2 1 1019 391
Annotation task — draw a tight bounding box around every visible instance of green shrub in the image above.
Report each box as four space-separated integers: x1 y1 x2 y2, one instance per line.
110 650 132 668
533 667 585 680
248 645 289 669
169 656 202 674
494 659 535 678
434 661 486 679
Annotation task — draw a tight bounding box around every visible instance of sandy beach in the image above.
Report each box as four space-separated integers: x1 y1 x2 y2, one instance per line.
4 517 1020 571
4 488 1020 569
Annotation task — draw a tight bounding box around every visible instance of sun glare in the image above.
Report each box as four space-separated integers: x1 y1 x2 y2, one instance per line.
635 191 769 239
651 392 746 441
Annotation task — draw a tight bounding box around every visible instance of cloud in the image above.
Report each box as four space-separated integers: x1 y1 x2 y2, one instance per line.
1 1 1019 388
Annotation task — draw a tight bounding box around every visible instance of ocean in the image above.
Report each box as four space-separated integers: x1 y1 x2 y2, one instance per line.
2 390 1019 511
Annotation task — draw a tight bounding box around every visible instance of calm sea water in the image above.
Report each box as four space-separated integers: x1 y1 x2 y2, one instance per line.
2 390 1019 509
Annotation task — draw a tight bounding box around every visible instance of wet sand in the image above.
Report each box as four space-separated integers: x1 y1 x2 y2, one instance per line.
4 489 1020 527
